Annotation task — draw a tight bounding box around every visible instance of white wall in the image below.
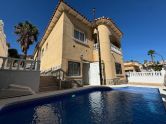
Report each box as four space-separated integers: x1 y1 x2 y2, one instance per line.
127 69 166 85
0 70 40 92
89 62 100 85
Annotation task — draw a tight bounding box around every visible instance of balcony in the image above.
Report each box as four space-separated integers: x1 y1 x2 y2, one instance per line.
93 43 122 55
111 44 122 55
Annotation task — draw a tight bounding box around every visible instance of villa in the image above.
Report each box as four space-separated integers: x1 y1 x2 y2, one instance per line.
124 61 142 72
34 0 126 86
1 1 166 124
0 20 8 67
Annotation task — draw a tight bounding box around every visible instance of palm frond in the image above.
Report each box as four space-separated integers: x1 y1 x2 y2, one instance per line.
14 21 39 58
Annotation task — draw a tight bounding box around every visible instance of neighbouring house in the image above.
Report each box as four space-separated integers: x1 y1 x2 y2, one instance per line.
34 1 126 85
159 60 166 65
141 61 164 71
0 20 8 67
124 61 142 72
19 54 34 60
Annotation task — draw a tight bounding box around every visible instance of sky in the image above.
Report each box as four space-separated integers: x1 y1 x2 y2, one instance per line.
0 0 166 63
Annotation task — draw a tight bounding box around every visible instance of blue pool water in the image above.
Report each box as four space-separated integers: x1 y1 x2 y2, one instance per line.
0 87 166 124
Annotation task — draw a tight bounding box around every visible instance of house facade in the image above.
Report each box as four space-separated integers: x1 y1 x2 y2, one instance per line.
34 1 126 85
0 20 8 67
124 61 141 72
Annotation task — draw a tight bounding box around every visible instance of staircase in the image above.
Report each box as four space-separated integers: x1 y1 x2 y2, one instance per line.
39 76 60 92
39 69 83 92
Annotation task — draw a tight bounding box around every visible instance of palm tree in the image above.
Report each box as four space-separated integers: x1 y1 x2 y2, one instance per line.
148 50 155 63
14 21 39 59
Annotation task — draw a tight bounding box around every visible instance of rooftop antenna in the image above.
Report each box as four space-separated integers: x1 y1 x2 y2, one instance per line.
92 8 96 21
92 8 104 85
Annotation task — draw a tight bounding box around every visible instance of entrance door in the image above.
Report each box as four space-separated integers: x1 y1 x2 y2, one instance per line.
89 62 100 85
82 63 90 85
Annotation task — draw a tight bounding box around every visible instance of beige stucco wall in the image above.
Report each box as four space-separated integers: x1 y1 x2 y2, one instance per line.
98 25 113 82
124 66 135 71
0 20 8 67
39 13 64 71
93 49 99 61
111 52 125 79
34 8 126 84
61 12 93 78
124 62 141 72
97 24 125 83
34 50 38 61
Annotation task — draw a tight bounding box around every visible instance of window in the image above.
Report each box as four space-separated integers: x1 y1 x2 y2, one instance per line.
115 62 122 74
74 29 86 43
68 61 81 76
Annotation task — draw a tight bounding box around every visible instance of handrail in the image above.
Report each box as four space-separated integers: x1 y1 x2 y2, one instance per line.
52 69 66 80
93 43 98 50
41 68 66 80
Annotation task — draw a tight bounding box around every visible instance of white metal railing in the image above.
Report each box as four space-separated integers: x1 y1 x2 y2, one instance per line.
111 44 122 55
93 43 98 50
0 56 40 71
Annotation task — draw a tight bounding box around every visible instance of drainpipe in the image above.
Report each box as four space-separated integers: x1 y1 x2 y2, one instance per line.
96 28 103 85
93 8 103 85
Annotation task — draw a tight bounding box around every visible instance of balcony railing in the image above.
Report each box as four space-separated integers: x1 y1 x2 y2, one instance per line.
0 56 40 71
111 44 122 55
93 43 98 50
93 43 122 55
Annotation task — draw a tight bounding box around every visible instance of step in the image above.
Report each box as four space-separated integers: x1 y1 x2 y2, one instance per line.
39 82 59 87
40 76 58 80
40 76 59 83
40 79 60 85
40 80 60 87
39 86 59 92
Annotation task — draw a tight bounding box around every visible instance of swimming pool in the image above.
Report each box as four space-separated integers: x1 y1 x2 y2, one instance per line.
0 87 166 124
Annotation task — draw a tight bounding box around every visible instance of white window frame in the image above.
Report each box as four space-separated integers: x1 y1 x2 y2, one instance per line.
68 61 81 77
73 28 87 44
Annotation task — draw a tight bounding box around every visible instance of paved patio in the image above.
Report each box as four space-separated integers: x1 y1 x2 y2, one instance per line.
0 89 33 99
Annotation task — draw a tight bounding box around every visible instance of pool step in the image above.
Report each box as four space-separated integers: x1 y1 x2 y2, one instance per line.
39 76 60 92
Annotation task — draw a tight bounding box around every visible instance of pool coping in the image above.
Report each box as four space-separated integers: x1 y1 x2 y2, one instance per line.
0 86 111 111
